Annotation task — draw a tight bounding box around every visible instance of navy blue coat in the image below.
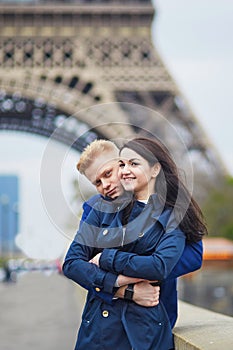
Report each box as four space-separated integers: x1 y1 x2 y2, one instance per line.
81 194 203 327
63 194 189 350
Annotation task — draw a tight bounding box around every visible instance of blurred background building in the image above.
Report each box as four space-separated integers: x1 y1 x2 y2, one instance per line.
0 175 19 255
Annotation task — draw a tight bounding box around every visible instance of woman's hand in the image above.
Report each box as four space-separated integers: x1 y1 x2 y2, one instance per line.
116 274 144 286
89 253 102 267
133 281 160 307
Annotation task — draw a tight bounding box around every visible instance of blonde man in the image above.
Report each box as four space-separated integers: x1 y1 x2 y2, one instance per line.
77 139 123 200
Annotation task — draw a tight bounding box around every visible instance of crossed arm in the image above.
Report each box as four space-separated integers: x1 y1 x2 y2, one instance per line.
62 237 160 307
63 199 202 307
62 198 160 306
63 228 187 310
89 238 202 307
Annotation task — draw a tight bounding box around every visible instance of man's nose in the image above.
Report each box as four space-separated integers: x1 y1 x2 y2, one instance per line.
102 179 111 188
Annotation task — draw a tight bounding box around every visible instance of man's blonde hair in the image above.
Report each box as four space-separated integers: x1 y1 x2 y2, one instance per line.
77 139 119 174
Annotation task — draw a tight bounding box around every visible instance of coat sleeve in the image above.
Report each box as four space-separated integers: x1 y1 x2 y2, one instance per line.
63 238 118 295
166 240 203 280
63 202 118 297
99 228 185 281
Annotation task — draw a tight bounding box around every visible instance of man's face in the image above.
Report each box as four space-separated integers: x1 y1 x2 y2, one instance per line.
84 151 124 199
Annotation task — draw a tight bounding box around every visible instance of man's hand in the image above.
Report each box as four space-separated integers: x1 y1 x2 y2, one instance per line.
115 281 160 307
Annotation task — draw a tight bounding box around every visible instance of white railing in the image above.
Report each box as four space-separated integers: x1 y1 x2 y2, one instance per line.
173 301 233 350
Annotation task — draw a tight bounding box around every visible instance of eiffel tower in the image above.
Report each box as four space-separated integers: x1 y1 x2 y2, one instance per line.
0 0 226 200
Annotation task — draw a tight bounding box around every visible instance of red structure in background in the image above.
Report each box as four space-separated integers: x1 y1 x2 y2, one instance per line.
203 238 233 262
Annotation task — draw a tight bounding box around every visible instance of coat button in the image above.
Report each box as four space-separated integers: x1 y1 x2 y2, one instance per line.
103 229 108 236
138 232 144 238
102 310 109 318
95 287 101 292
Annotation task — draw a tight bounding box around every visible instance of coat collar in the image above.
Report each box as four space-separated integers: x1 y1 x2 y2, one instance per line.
92 192 175 230
141 194 174 230
91 192 133 226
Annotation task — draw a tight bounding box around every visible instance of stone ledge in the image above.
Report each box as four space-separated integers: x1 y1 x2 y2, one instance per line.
173 301 233 350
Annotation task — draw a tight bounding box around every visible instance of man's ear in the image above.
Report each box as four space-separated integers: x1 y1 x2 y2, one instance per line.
152 163 161 178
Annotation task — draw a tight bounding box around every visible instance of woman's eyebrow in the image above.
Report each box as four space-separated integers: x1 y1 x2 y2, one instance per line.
119 158 140 162
129 158 140 162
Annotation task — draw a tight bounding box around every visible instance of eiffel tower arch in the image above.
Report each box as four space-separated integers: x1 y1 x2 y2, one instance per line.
0 0 226 200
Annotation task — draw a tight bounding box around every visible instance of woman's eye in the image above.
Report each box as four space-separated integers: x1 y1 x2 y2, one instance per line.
119 163 125 168
131 162 139 166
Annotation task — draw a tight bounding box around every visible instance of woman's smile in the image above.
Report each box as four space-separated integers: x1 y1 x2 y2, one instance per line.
119 147 158 200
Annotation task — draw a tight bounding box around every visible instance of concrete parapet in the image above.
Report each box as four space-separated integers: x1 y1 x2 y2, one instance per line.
173 301 233 350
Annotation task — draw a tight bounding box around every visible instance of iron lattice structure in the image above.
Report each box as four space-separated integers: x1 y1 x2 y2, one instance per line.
0 0 226 199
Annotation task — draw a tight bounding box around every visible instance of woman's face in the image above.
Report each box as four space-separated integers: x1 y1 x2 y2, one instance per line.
119 147 160 200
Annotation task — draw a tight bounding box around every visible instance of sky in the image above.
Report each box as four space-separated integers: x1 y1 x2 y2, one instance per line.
152 0 233 175
1 0 233 260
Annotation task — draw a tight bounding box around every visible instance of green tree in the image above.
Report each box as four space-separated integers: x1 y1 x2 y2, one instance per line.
202 177 233 240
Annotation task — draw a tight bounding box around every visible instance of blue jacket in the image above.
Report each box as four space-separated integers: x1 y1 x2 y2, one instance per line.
80 194 203 327
63 194 189 349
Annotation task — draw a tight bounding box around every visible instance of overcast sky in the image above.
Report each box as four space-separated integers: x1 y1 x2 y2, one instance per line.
152 0 233 175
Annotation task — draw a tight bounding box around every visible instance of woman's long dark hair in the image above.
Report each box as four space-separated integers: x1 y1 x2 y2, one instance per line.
120 137 207 242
